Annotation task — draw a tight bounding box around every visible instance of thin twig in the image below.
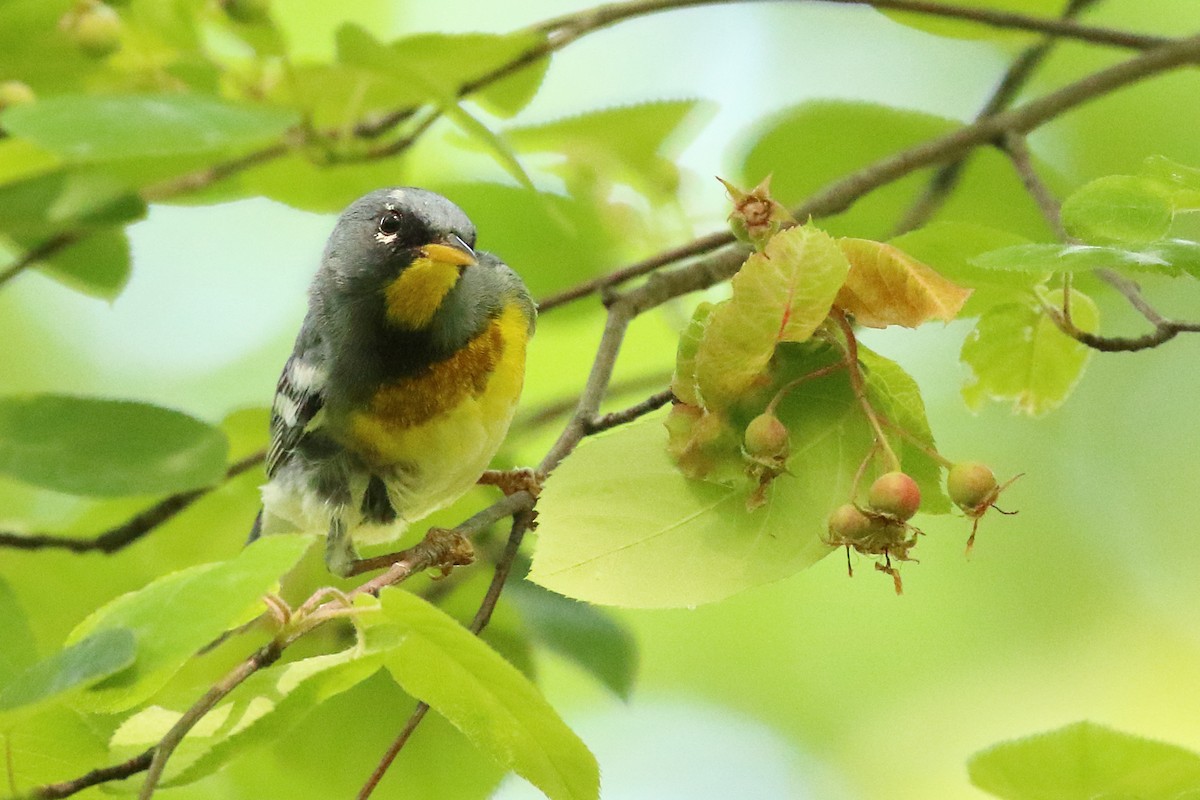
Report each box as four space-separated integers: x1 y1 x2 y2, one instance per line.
533 0 1167 51
540 33 1200 314
830 309 900 471
358 509 535 799
1000 132 1069 240
0 232 82 291
583 389 675 434
537 231 736 312
137 642 283 800
0 452 264 554
30 751 154 799
891 0 1106 235
997 127 1200 352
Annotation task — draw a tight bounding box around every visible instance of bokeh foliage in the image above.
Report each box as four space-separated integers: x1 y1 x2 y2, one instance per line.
2 1 1200 798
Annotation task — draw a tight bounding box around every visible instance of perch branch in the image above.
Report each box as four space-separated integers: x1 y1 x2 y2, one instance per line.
0 452 264 554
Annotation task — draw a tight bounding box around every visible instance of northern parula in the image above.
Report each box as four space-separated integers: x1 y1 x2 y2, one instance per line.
250 187 536 577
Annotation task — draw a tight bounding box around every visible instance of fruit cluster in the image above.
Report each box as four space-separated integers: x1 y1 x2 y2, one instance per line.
825 463 1014 594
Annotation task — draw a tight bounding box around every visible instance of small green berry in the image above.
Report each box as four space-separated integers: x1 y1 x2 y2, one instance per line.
0 81 36 111
827 503 871 542
947 461 999 513
743 411 789 459
63 2 122 59
867 471 921 521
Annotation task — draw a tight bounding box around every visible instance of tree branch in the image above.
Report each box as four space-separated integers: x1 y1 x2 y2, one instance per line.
538 33 1200 314
998 130 1200 352
357 508 536 799
891 0 1104 235
0 452 264 554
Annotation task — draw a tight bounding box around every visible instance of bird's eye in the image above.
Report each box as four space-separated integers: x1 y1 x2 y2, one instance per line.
378 211 403 236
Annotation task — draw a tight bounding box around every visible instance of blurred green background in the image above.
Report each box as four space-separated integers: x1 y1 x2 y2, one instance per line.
2 0 1199 797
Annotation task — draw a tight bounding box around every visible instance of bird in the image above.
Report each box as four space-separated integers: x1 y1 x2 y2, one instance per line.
249 187 536 577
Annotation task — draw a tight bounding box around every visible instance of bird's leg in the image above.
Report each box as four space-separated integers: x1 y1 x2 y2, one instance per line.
325 516 361 578
343 526 475 582
478 467 542 498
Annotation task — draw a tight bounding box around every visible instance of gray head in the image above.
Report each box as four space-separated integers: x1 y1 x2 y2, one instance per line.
317 187 477 295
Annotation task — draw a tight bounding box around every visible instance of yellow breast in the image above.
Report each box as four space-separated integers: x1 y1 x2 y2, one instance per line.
348 302 530 470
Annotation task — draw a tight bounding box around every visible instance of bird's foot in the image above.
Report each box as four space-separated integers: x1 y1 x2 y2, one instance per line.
478 467 542 498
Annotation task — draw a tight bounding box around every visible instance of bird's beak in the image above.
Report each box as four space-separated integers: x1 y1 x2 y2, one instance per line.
420 234 476 271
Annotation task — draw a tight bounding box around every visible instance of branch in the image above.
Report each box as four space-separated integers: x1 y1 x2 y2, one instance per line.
0 232 82 291
1 0 1171 291
1000 132 1069 240
998 131 1200 352
30 752 153 800
534 0 1168 51
583 389 675 434
357 508 535 799
892 0 1103 235
38 490 534 800
0 452 264 554
539 33 1200 314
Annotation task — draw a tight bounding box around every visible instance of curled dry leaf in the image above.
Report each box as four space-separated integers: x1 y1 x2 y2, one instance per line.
835 238 972 328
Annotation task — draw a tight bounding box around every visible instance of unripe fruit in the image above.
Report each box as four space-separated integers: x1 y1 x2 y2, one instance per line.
0 81 36 111
947 461 999 513
867 471 921 521
743 411 788 459
827 503 871 542
63 2 122 59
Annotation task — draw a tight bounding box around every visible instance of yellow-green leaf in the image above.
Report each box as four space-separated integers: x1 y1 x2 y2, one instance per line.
961 289 1098 416
692 224 849 408
374 589 599 800
836 238 971 328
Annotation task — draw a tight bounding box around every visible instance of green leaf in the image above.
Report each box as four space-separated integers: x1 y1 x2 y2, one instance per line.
0 138 61 187
0 394 229 496
1061 175 1174 244
0 628 135 718
473 54 550 119
961 290 1098 416
65 535 313 713
507 580 639 699
888 221 1034 316
337 24 533 189
114 648 384 787
861 348 950 515
670 301 716 407
972 240 1198 278
27 226 132 299
373 589 599 800
881 0 1068 40
0 94 298 163
530 394 871 608
1141 154 1200 209
504 100 715 200
0 576 38 686
693 224 850 409
969 721 1200 800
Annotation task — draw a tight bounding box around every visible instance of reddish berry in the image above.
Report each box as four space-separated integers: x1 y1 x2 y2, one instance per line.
867 471 921 521
743 412 789 459
947 461 999 513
